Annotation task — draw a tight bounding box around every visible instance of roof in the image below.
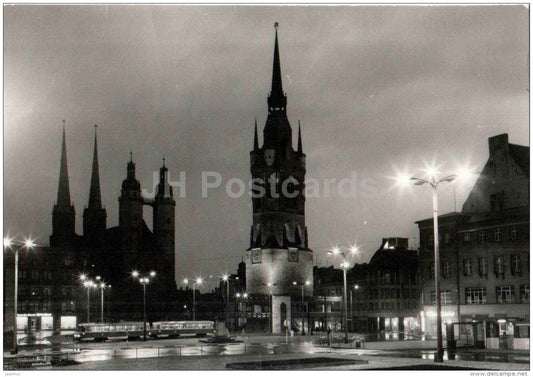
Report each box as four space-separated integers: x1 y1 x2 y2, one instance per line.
509 143 530 178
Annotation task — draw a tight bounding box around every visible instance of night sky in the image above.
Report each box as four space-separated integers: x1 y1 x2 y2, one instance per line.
4 5 529 291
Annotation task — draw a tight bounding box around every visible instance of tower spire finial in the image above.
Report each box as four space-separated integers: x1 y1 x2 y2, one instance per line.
298 120 303 153
87 125 102 209
130 150 133 162
57 121 71 207
267 22 287 112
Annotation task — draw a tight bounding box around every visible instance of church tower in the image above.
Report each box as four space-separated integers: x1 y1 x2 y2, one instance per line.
50 121 76 247
83 125 107 249
118 152 144 252
152 159 176 285
245 24 313 333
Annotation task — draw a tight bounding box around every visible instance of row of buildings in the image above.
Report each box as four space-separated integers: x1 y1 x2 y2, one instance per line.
3 24 529 351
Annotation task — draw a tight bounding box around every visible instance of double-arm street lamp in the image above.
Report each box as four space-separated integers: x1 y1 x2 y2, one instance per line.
4 237 36 354
409 170 456 363
328 245 359 343
396 164 475 362
80 275 96 323
95 276 111 323
132 270 156 341
183 277 203 321
292 280 311 335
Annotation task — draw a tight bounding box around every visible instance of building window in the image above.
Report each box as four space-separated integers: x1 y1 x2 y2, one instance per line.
463 259 473 276
520 285 529 303
479 231 487 244
479 258 488 277
31 271 40 279
466 287 486 304
429 263 435 279
494 256 505 277
496 285 515 304
494 228 502 242
511 226 519 240
442 261 451 278
432 290 452 305
463 232 471 243
64 255 73 266
511 254 521 275
428 235 434 247
444 233 451 244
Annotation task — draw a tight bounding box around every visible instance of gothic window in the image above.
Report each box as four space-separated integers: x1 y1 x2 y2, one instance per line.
252 249 262 264
463 259 473 276
288 248 298 262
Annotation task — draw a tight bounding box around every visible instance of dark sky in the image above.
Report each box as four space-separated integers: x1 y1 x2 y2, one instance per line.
4 5 529 291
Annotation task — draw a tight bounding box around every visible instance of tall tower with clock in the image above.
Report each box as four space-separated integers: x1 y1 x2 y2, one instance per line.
245 23 313 334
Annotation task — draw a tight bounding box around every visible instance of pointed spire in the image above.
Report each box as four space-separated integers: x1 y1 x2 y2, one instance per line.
56 120 72 207
254 117 259 150
88 125 102 209
297 120 303 153
271 22 283 95
267 22 287 111
130 150 133 162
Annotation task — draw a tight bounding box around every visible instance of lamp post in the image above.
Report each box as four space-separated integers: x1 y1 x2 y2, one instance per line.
98 281 110 323
81 278 96 323
184 277 203 321
350 284 359 332
409 171 456 363
133 270 156 341
293 281 310 335
328 245 359 343
4 237 36 354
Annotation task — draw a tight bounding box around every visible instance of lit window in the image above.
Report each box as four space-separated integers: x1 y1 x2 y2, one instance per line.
479 258 488 277
494 228 502 242
442 261 451 278
463 259 472 276
495 256 505 276
479 231 487 243
466 287 486 304
464 232 471 243
496 286 515 304
520 285 529 303
511 254 521 275
431 290 452 305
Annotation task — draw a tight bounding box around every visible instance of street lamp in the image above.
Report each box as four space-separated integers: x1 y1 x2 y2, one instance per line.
328 245 359 343
350 284 360 332
406 167 456 363
293 280 311 335
82 279 96 323
133 270 156 341
98 282 110 323
235 292 249 332
184 277 203 321
4 237 36 354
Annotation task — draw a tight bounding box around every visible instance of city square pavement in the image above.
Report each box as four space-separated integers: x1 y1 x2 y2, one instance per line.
4 333 529 371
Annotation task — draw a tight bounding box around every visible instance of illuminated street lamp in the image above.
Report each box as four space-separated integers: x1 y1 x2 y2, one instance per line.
292 280 311 335
98 282 110 323
4 237 36 354
397 165 458 363
184 277 203 321
133 270 156 341
350 284 360 332
82 279 96 323
328 245 359 343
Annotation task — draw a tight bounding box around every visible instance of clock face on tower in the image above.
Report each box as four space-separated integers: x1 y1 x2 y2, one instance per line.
264 149 276 166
